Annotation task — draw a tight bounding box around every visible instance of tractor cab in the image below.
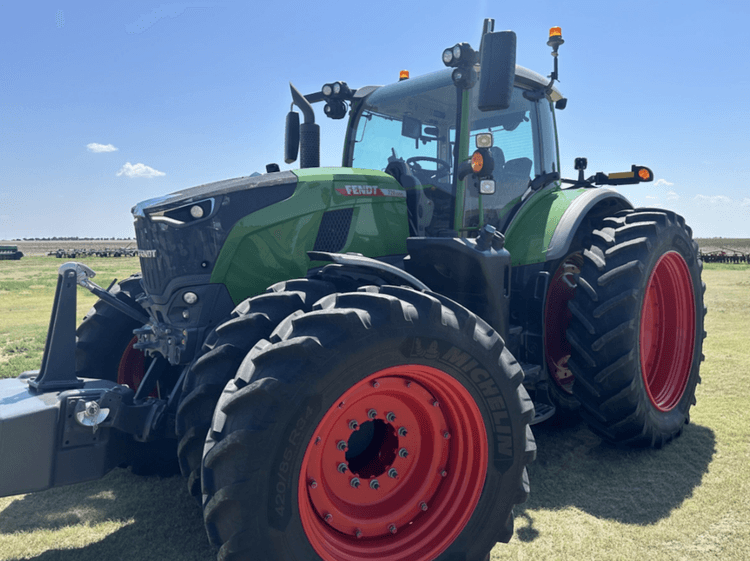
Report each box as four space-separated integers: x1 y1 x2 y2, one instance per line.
344 66 562 236
287 21 564 240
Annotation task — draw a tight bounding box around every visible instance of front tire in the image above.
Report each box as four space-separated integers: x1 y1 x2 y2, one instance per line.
566 209 706 447
201 286 535 561
175 279 336 498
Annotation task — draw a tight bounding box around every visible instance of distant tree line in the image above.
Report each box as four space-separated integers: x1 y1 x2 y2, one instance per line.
13 237 136 241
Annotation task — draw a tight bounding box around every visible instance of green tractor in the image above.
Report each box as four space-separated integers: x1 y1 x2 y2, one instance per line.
0 21 705 561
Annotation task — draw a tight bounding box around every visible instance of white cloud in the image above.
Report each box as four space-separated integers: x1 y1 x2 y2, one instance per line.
87 143 118 153
645 195 658 200
694 194 733 205
117 162 165 178
667 191 679 201
654 179 674 188
742 198 750 208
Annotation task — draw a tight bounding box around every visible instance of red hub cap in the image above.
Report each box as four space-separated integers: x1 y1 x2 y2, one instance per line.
544 254 584 394
640 251 696 411
298 365 488 561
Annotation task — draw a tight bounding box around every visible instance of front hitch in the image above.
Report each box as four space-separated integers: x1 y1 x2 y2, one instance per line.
30 262 150 392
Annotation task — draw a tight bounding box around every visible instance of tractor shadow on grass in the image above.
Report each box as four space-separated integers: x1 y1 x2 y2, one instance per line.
0 468 215 561
514 416 716 543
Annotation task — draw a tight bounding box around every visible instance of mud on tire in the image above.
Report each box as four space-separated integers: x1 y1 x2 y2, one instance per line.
175 279 336 498
566 208 706 447
201 286 536 561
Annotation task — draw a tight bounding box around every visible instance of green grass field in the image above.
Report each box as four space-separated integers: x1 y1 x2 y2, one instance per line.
1 257 749 560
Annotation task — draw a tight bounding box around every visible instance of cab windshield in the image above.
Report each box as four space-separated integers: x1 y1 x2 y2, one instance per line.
348 69 557 233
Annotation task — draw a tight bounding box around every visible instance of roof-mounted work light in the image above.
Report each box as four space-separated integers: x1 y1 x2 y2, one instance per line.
443 42 478 89
321 81 352 100
442 42 477 68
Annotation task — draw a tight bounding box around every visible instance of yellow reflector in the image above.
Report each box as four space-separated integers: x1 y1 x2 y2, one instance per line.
608 171 635 179
471 151 484 173
399 70 409 80
549 26 562 38
638 168 651 181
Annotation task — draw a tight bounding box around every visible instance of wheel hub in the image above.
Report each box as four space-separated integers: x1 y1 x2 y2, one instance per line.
298 365 488 561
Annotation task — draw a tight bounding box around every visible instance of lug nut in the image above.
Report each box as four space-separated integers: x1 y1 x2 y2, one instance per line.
370 479 380 490
443 431 451 439
349 419 359 430
372 380 380 388
432 400 440 407
325 513 333 522
420 501 428 511
350 477 361 488
337 440 348 451
388 468 398 479
367 408 377 419
440 470 448 477
386 411 396 422
398 447 409 458
355 529 363 538
309 479 317 489
388 524 397 534
406 381 412 388
398 427 408 437
337 462 348 473
315 437 321 445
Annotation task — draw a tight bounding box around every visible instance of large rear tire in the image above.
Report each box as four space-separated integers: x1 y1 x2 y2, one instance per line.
201 286 535 561
175 279 336 498
76 274 181 475
566 209 706 447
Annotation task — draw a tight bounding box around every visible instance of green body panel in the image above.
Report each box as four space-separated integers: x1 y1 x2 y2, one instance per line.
210 167 409 304
504 186 587 266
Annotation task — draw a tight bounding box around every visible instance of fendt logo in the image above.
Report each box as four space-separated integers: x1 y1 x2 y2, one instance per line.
336 185 406 198
137 249 157 258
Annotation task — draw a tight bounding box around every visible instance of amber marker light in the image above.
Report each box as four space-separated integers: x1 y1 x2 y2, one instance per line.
638 168 651 181
399 70 409 81
549 26 562 38
471 151 484 173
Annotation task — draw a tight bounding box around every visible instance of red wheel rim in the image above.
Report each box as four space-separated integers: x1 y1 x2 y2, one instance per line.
639 252 695 411
544 254 583 394
118 336 155 396
298 365 488 561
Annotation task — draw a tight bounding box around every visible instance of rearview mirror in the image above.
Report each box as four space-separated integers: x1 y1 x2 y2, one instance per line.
284 111 300 164
401 115 422 140
478 31 517 112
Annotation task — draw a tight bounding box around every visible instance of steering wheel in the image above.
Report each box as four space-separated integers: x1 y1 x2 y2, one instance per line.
406 156 451 182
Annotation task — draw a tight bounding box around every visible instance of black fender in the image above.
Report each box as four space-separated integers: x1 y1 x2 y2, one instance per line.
546 188 632 261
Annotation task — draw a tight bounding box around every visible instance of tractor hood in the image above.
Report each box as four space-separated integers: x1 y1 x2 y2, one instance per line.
132 171 297 219
131 171 297 298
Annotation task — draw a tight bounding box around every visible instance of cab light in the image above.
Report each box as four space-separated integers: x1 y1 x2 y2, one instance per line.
190 205 204 219
638 168 651 181
549 26 562 38
399 69 409 81
471 151 484 173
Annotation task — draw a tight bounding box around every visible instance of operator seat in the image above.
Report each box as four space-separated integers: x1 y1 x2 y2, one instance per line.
384 159 434 237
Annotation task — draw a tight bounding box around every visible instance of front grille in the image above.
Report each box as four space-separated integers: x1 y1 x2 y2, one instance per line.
313 208 353 253
135 217 220 297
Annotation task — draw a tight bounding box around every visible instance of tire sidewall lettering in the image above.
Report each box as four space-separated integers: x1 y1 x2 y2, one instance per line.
404 336 517 471
268 395 321 532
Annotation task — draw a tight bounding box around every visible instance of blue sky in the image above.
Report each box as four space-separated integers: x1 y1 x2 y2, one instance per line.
1 0 748 239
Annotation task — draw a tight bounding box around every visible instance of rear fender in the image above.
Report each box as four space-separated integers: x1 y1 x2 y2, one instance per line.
504 187 632 266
